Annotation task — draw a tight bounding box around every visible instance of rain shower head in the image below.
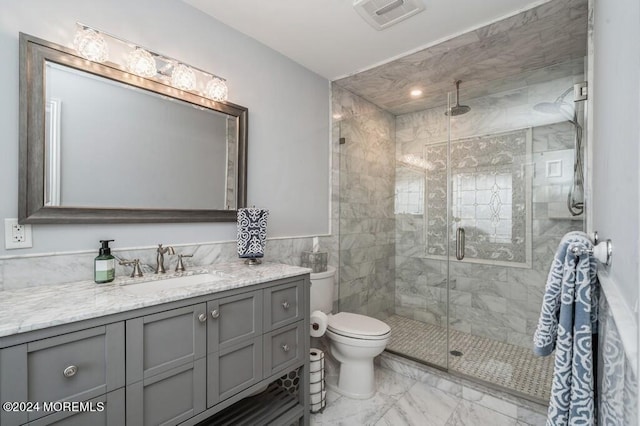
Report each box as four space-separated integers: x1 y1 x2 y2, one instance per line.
445 80 470 116
447 104 471 116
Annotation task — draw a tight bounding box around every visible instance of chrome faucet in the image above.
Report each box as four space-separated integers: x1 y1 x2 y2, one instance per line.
155 244 175 274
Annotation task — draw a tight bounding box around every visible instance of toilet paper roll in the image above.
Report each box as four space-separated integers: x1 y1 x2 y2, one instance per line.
309 370 324 384
310 381 323 395
311 401 325 413
310 311 328 337
310 390 327 405
310 348 323 361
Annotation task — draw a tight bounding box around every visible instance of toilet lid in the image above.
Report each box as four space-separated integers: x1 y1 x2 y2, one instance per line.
328 312 391 339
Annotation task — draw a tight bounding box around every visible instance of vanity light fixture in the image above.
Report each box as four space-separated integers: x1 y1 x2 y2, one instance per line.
124 47 157 77
171 63 197 91
73 27 109 63
204 77 229 102
72 23 229 101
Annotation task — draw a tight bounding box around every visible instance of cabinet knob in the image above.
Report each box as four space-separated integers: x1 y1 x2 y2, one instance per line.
198 313 207 323
281 344 290 352
211 309 220 319
281 301 290 309
63 365 78 378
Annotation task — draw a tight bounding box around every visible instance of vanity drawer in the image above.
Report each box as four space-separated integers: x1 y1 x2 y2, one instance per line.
208 290 262 353
263 280 304 331
26 388 125 426
0 323 125 425
263 322 304 377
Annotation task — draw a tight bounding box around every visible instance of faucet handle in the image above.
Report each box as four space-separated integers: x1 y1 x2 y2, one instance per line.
119 259 144 278
175 254 194 272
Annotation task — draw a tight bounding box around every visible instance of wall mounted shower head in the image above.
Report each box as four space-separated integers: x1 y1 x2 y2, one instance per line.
445 80 470 116
532 101 567 114
533 87 575 121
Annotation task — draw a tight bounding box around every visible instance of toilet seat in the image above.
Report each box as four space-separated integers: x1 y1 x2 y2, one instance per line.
328 312 391 340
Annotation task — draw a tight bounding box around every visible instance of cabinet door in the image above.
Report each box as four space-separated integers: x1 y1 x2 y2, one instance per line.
126 303 207 384
207 290 262 353
126 359 206 426
207 337 263 407
263 280 304 331
0 323 125 426
264 322 305 377
26 388 125 426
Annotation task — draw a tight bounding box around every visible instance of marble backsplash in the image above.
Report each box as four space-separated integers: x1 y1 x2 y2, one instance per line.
0 235 336 291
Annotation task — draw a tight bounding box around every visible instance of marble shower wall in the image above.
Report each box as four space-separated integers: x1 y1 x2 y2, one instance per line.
332 85 396 320
395 71 585 348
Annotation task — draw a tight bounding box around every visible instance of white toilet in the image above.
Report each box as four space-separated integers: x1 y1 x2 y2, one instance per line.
310 266 391 399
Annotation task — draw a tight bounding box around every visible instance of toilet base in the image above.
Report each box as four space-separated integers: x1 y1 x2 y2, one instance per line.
324 360 376 399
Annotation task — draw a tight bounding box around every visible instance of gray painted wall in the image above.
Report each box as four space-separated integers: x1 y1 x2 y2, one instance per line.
0 0 330 257
591 0 640 421
592 0 640 322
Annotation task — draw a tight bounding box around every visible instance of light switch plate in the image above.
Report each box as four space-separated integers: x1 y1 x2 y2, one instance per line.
4 218 33 249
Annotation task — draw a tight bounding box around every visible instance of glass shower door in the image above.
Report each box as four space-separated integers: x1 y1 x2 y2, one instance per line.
444 71 587 402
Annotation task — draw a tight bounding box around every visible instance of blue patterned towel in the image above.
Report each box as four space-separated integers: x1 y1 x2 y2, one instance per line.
237 208 269 259
533 231 599 425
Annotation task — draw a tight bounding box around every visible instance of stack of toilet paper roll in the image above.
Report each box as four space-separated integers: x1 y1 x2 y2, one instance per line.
309 348 326 413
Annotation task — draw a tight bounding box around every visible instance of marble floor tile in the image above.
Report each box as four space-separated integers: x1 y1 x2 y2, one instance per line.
444 399 520 426
375 382 460 426
311 367 417 425
312 365 544 426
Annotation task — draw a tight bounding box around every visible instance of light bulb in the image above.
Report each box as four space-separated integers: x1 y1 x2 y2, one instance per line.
125 47 157 77
204 77 228 101
171 64 196 91
73 28 109 63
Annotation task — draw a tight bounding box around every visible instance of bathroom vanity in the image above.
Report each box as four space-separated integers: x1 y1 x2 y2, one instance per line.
0 262 310 426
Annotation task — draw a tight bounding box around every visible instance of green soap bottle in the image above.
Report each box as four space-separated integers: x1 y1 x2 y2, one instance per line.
94 240 115 284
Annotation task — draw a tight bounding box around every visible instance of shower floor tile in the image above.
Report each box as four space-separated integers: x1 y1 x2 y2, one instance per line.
385 315 554 402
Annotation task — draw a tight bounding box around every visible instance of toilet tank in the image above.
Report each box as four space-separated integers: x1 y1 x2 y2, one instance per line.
309 265 335 313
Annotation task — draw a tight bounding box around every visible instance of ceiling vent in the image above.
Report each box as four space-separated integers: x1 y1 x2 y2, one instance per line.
354 0 425 30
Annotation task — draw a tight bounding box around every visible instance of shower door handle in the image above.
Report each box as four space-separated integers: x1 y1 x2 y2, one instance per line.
456 227 465 260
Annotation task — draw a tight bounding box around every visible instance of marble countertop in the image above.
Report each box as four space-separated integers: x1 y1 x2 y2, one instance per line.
0 261 311 338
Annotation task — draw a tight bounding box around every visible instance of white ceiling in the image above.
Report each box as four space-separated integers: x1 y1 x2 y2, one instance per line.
182 0 552 80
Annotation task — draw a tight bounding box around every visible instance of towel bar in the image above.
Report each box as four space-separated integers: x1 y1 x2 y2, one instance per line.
570 239 612 266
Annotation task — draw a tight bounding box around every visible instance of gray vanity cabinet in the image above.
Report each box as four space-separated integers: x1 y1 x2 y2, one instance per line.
205 290 264 407
207 290 262 353
125 303 208 425
0 323 125 426
125 303 207 383
0 273 310 426
126 360 206 426
264 280 303 331
26 389 125 426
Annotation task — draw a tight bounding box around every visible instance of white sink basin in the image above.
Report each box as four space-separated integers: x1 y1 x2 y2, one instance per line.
120 271 228 295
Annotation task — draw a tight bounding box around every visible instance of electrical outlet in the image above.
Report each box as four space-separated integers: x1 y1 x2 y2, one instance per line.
4 218 33 249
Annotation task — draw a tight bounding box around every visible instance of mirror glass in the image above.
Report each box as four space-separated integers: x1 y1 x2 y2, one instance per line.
20 33 247 223
44 62 236 210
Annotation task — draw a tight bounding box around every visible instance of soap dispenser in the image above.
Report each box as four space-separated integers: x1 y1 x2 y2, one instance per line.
94 240 115 284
